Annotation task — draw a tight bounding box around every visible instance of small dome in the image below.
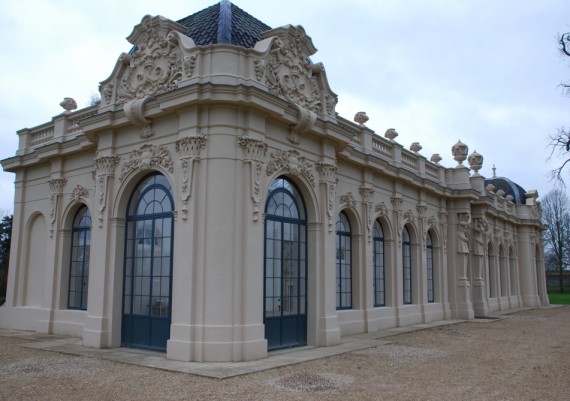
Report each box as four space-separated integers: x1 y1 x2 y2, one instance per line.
484 177 527 204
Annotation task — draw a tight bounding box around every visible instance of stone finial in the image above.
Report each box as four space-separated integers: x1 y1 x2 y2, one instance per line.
467 150 484 176
451 140 468 167
430 154 442 163
505 195 514 203
492 164 497 178
410 142 422 153
496 189 506 197
354 111 369 126
60 97 77 112
385 128 398 141
485 183 496 193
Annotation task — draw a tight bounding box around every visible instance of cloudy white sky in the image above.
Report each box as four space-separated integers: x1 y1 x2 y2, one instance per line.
0 0 568 212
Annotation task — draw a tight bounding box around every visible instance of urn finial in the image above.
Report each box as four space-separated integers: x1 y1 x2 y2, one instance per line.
467 150 484 176
451 140 468 167
60 97 77 112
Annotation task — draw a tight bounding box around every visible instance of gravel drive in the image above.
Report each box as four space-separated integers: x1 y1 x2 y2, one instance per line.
1 306 569 400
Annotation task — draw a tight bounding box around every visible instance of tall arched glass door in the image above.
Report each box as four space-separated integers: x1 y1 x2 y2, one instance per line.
68 206 91 310
264 177 307 350
122 173 174 351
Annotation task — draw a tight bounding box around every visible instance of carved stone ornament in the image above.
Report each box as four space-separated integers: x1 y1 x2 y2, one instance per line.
238 137 268 222
95 155 120 176
176 135 208 220
292 104 317 135
120 144 174 181
237 136 268 162
416 202 427 217
70 185 89 202
391 194 403 210
60 97 77 112
375 202 388 217
316 162 337 232
385 128 398 141
263 25 337 117
403 210 415 224
467 150 484 175
410 142 422 153
354 112 369 126
451 140 468 167
266 149 315 187
485 183 496 193
359 186 374 203
177 134 208 159
316 162 337 183
430 154 442 164
95 155 120 228
340 192 356 209
124 98 153 138
99 15 198 108
48 177 68 237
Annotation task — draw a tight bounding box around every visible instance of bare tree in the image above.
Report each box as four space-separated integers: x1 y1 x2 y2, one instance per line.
542 189 570 292
549 32 570 184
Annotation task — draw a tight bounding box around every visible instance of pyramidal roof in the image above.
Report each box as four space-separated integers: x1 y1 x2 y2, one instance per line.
176 0 272 48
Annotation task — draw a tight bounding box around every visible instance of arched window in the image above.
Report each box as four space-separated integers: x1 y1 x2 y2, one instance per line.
336 212 352 310
426 232 434 303
68 206 91 310
264 177 307 350
123 173 174 350
373 220 385 307
403 226 412 305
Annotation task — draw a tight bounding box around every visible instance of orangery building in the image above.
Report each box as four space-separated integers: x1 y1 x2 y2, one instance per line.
0 1 548 362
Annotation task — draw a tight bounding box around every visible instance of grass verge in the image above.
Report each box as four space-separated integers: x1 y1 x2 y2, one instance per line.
548 291 570 305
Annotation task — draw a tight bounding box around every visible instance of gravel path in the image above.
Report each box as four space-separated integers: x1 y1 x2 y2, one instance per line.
1 306 569 400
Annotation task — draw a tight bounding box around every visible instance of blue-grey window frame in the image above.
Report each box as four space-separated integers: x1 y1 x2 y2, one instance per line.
68 206 91 310
336 212 352 310
373 220 385 307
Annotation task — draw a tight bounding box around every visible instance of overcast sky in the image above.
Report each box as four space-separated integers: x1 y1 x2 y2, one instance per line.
0 0 568 213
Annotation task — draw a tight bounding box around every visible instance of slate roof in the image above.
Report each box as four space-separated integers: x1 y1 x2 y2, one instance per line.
484 177 527 204
176 0 272 48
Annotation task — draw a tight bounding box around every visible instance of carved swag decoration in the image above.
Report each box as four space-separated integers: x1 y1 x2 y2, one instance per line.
316 162 337 232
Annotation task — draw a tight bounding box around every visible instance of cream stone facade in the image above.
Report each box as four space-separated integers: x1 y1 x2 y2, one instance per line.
0 2 548 362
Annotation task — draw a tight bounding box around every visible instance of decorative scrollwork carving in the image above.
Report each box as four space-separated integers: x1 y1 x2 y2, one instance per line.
48 177 67 237
70 185 89 202
266 149 315 187
120 144 173 182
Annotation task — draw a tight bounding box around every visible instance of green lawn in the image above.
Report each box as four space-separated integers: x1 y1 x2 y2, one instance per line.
548 291 570 305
